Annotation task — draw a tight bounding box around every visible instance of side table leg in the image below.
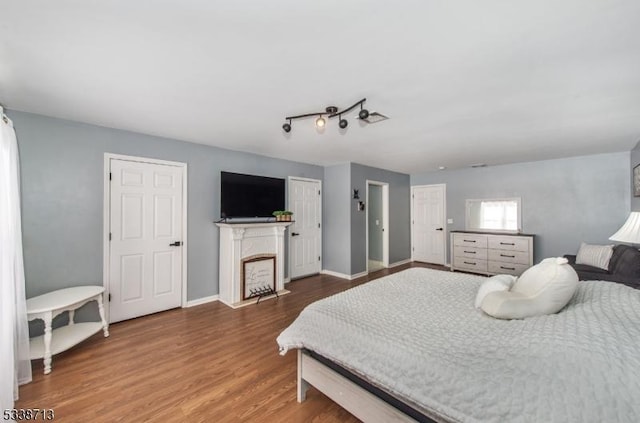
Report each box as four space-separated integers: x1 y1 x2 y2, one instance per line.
43 312 53 375
97 294 109 337
68 309 75 325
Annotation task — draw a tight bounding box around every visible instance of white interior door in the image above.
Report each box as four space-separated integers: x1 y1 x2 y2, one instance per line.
412 184 446 265
288 177 322 280
108 158 184 323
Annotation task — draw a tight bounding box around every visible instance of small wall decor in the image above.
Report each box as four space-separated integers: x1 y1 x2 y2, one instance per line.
353 189 360 199
634 164 640 197
357 201 366 211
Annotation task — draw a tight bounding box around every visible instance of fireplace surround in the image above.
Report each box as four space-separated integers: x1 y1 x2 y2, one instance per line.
215 222 291 308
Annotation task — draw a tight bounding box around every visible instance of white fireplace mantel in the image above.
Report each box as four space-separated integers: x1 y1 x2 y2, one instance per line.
216 221 292 308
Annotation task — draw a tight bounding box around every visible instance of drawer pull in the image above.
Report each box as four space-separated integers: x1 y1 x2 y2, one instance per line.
464 261 476 265
500 242 515 246
500 266 516 271
500 254 515 258
464 251 476 254
463 239 477 243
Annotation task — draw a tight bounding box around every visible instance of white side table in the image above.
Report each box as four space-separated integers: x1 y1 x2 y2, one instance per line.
27 286 109 374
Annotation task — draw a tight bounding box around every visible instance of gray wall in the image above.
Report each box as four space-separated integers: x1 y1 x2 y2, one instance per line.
350 163 411 274
411 152 630 263
10 110 323 303
322 164 351 275
368 184 383 262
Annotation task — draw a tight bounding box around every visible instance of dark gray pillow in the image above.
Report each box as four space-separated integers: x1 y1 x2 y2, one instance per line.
610 245 640 278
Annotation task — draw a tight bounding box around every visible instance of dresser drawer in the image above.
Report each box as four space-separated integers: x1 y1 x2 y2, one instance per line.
488 261 529 276
488 249 530 265
453 257 488 273
453 233 488 248
488 236 529 252
454 246 488 260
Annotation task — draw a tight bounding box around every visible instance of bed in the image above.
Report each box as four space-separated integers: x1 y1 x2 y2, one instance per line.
277 268 640 422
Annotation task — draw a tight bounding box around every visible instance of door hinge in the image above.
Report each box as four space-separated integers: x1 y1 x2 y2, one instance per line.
412 247 415 251
318 223 321 228
109 232 112 241
318 190 321 195
109 172 112 181
108 293 111 302
318 256 321 261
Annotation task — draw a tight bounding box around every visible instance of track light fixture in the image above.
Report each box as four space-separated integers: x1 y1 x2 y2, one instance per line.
282 98 375 133
339 114 348 129
358 103 369 120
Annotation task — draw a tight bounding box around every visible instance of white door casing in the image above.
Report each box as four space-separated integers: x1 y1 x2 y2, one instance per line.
288 177 322 280
104 154 187 323
411 184 446 265
366 180 389 272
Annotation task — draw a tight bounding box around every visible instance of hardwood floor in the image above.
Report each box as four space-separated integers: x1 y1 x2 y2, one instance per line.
17 262 445 422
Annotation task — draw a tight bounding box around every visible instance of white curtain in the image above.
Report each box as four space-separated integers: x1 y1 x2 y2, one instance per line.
0 106 32 410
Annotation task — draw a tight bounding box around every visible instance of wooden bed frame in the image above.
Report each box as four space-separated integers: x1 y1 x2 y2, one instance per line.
297 349 429 423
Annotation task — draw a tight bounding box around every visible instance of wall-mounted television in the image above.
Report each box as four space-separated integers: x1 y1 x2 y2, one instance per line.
220 171 285 219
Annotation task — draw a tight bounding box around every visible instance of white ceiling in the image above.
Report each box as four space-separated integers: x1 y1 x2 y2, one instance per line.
2 0 640 174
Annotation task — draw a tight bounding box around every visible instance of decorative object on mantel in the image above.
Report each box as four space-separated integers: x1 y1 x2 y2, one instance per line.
282 98 388 133
610 211 640 244
272 210 293 221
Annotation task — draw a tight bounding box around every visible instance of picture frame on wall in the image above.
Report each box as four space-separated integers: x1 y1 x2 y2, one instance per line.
634 164 640 197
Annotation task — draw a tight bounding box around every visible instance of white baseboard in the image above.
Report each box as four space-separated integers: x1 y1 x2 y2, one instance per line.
185 295 219 308
389 258 411 268
321 269 368 280
350 271 368 279
284 277 291 284
321 269 350 279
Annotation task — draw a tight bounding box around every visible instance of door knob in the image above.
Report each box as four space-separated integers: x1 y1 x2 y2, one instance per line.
169 241 182 246
291 232 300 236
436 228 443 231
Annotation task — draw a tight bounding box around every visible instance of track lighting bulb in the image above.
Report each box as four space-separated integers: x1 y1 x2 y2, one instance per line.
282 122 291 133
359 108 369 119
315 116 326 128
339 118 348 129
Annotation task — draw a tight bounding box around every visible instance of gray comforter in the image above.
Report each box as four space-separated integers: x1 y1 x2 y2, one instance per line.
277 268 640 422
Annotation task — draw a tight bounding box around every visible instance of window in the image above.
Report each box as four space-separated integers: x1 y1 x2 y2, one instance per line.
466 198 521 233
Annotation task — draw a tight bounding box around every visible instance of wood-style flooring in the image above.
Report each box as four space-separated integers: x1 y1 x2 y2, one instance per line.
16 262 445 422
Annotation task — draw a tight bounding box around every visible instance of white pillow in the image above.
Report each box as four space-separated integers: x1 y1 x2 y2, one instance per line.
481 257 578 319
575 242 614 270
474 274 517 308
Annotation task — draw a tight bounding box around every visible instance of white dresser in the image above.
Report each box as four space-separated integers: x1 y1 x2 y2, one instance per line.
450 231 534 276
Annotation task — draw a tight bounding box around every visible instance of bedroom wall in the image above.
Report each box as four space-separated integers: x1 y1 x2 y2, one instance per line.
411 152 630 263
322 164 351 275
9 110 324 304
350 163 411 274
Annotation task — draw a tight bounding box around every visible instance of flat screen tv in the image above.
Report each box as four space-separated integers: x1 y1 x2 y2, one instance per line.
220 171 285 219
